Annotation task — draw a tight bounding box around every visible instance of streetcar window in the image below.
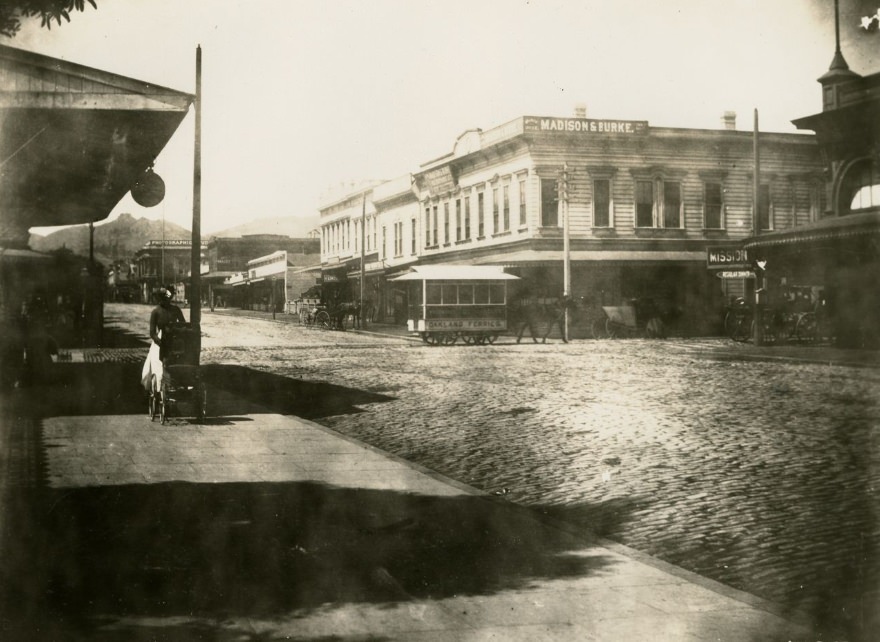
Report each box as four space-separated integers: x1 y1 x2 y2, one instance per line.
489 283 505 303
474 283 489 304
426 283 441 304
458 284 474 304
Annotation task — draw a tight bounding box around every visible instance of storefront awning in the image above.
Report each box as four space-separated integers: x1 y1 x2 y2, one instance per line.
1 44 194 230
392 265 520 281
473 249 706 266
743 211 880 250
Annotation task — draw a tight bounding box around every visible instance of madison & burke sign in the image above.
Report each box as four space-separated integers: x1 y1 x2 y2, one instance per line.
524 116 648 135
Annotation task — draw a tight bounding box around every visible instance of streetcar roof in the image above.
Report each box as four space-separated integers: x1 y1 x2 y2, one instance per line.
391 265 519 281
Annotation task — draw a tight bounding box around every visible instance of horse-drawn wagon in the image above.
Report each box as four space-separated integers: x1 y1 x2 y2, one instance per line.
392 265 519 345
597 298 667 339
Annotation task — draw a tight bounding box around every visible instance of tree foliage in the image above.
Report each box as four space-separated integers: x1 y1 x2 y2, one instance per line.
0 1 97 38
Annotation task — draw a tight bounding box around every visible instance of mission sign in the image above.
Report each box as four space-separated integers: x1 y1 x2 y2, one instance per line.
706 246 750 269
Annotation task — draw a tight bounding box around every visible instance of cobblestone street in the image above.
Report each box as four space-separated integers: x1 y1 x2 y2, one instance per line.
107 304 880 637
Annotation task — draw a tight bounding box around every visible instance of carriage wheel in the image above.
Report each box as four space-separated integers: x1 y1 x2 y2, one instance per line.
795 313 817 343
149 375 158 421
462 334 475 345
422 332 439 345
591 319 607 339
195 381 207 423
160 380 169 424
485 333 498 344
605 318 621 339
315 310 331 330
442 333 458 345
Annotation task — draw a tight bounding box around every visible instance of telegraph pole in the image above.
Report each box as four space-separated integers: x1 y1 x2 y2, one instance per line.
191 45 203 360
752 108 763 347
360 192 366 326
561 163 571 342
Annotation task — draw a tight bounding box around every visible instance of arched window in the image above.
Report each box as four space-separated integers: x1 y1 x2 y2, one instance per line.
840 158 880 214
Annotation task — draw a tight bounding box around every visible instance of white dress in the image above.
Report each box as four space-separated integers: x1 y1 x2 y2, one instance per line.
140 330 163 392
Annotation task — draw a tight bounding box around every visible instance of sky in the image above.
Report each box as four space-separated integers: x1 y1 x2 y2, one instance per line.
9 0 879 236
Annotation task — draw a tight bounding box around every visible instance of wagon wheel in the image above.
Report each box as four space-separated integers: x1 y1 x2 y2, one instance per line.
149 375 158 421
485 333 498 344
442 333 458 345
160 379 169 425
195 381 207 423
422 332 440 346
590 319 607 339
462 333 475 345
605 318 621 339
795 313 817 343
315 310 331 330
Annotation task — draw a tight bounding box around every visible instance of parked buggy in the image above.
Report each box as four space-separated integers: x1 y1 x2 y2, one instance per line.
149 322 206 424
598 298 667 339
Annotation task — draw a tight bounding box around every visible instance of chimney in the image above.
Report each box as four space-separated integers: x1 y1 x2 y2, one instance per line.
721 111 736 130
574 103 587 118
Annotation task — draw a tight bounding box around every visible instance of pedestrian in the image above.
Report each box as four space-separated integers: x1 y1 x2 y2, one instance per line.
541 295 572 343
141 285 186 393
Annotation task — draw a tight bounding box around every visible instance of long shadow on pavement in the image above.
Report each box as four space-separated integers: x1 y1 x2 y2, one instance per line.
28 362 393 420
2 476 619 640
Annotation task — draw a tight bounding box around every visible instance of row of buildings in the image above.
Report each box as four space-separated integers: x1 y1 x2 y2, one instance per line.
109 235 321 313
100 28 880 347
314 46 878 345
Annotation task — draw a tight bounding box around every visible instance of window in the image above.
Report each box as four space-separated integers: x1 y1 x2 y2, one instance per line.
432 206 438 246
593 179 610 227
478 191 485 237
455 199 462 241
492 188 499 233
444 202 450 244
635 180 654 227
502 185 510 231
758 184 771 230
425 206 431 248
519 178 527 226
382 225 387 259
541 178 559 227
841 158 880 214
663 181 681 228
704 182 723 229
464 194 471 239
411 218 417 255
394 222 403 256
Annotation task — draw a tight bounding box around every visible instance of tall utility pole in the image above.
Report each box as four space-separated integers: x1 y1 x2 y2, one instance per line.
561 163 571 342
752 108 763 347
360 192 366 326
191 46 203 360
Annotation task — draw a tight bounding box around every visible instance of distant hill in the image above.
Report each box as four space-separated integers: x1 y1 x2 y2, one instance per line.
29 213 191 265
28 213 321 264
208 215 319 239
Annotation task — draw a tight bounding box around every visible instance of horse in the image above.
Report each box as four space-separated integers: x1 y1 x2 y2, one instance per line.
329 302 361 330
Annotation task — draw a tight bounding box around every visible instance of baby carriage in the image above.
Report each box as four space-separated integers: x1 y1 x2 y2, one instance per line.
148 322 207 424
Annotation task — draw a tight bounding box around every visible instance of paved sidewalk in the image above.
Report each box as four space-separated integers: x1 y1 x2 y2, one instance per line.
1 384 818 641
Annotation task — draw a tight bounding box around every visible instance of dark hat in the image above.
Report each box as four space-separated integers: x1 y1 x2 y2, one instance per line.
159 285 175 300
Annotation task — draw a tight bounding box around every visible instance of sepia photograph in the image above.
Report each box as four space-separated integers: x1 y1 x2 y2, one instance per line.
1 1 878 640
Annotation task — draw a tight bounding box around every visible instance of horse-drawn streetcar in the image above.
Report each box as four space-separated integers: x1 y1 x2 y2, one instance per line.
392 265 519 345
